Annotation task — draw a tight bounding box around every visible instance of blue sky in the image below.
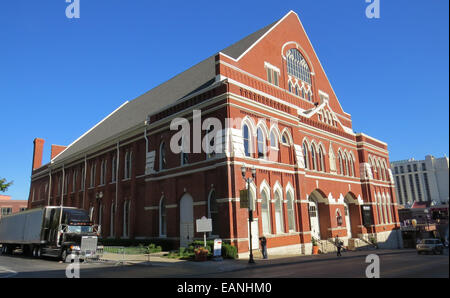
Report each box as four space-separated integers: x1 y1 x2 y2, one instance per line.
0 0 448 201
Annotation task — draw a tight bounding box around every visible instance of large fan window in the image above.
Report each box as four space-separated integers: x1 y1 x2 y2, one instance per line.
286 49 312 85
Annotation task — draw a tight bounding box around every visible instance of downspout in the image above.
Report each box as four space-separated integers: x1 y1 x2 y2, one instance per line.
48 167 52 206
82 155 87 209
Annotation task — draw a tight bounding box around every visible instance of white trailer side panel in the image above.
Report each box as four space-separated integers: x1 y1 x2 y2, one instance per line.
0 208 45 244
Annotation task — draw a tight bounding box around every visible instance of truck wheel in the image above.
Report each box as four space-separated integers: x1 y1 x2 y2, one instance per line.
36 247 42 258
60 249 68 263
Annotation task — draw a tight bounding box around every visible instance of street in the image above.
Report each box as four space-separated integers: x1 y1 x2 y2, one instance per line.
0 249 448 278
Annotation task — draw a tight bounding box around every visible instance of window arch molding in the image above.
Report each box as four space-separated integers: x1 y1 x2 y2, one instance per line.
269 125 281 149
280 128 293 146
281 42 315 73
207 189 219 237
260 181 272 236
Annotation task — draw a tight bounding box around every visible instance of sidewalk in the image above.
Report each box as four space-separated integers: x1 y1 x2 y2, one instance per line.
97 249 417 277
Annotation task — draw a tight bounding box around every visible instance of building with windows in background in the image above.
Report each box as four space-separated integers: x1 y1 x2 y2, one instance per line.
391 155 449 207
0 195 27 219
28 11 402 258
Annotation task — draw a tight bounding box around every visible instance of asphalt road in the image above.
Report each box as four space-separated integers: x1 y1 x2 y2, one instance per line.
0 249 448 278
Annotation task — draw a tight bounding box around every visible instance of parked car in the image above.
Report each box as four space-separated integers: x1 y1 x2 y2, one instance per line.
416 239 444 255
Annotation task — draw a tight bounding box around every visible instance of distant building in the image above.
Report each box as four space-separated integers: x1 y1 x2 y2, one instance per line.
0 195 27 219
391 155 449 206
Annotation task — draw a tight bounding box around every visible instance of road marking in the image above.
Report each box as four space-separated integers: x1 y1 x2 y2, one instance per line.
0 266 18 278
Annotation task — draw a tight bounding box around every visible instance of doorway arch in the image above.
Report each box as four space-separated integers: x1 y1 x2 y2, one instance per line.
179 193 194 248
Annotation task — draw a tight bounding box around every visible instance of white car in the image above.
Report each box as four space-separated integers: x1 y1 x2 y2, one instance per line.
416 239 444 255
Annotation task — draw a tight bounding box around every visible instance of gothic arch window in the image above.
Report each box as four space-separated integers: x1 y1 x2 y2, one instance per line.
286 48 312 85
111 155 117 183
100 160 107 185
124 151 132 179
242 124 252 157
274 190 284 234
349 154 355 177
270 130 278 149
159 142 167 170
261 189 271 235
208 190 219 236
123 201 130 238
286 190 296 232
311 144 317 171
90 164 96 188
338 152 344 175
180 136 189 166
318 146 325 172
257 127 266 159
302 142 309 169
110 203 116 237
343 153 349 176
159 197 167 237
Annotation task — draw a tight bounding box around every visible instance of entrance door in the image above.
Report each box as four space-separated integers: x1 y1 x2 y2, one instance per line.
309 200 321 240
180 194 194 248
344 203 352 238
248 219 259 250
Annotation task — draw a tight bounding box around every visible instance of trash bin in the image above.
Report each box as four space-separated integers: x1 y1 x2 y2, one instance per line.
259 237 268 259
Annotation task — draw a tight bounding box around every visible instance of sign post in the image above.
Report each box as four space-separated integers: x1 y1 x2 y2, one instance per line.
196 216 212 248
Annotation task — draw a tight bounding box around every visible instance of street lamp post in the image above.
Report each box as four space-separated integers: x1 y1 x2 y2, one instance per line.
241 165 256 264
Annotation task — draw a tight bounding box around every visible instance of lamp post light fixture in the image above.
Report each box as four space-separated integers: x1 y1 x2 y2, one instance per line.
241 164 256 264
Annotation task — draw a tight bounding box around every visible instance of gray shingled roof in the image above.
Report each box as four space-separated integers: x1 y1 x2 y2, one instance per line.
51 18 280 164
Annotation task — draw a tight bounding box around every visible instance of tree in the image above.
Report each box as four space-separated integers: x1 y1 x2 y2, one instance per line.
0 178 13 192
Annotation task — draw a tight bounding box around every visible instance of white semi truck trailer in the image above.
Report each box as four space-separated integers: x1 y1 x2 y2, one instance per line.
0 206 102 262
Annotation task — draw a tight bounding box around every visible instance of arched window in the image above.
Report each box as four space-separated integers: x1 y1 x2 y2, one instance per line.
72 170 78 193
274 191 284 234
311 144 317 171
281 133 289 145
100 160 107 185
243 124 251 157
208 190 219 236
270 131 278 149
343 154 349 176
261 190 271 235
338 152 344 175
110 204 116 237
160 197 167 237
349 155 355 177
286 48 312 85
303 142 309 169
287 191 296 232
318 146 325 172
180 136 189 166
206 125 216 159
124 151 132 179
257 128 265 159
97 203 103 227
159 142 167 170
123 201 130 238
90 164 96 188
111 155 117 183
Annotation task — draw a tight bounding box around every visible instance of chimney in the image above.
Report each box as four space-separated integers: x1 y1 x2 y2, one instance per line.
32 138 45 171
51 145 67 160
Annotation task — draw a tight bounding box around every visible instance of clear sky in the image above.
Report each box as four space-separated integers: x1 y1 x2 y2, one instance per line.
0 0 448 201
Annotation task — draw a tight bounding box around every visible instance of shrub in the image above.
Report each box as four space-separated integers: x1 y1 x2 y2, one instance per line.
221 243 237 259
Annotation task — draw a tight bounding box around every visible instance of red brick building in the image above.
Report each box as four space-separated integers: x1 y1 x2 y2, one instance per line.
0 195 27 219
28 11 402 257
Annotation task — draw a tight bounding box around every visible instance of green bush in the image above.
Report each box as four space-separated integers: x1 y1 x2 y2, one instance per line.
221 243 237 259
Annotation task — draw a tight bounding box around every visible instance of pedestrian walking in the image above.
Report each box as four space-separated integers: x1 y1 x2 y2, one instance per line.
260 237 268 259
335 236 342 257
